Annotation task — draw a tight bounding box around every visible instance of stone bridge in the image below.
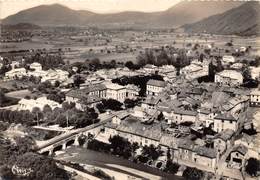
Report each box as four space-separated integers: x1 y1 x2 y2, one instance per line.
37 119 110 155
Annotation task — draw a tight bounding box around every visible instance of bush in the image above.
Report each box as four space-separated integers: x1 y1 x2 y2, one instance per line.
93 169 113 180
183 167 204 180
164 161 180 174
245 158 260 177
87 139 110 153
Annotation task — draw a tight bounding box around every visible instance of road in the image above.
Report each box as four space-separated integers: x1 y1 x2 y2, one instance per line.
55 147 184 180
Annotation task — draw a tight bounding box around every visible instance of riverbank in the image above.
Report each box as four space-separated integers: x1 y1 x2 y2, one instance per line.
55 146 184 180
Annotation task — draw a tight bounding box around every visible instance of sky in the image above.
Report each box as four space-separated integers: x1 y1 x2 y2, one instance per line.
0 0 181 19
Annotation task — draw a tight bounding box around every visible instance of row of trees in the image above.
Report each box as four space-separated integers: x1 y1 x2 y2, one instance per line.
136 49 191 69
0 109 36 126
0 101 99 129
24 53 65 70
70 58 122 74
87 135 138 160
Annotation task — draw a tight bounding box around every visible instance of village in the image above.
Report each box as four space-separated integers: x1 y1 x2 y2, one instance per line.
0 29 260 180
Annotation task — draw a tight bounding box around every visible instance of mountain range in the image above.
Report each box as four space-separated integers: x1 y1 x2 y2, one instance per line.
182 1 260 36
2 1 244 28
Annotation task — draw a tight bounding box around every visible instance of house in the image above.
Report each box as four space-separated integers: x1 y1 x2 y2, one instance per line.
5 68 27 80
215 70 243 86
105 82 127 102
213 113 239 133
177 139 195 161
10 61 20 69
116 116 162 147
141 96 161 110
228 144 248 169
27 69 47 78
41 69 69 84
250 88 260 107
143 64 158 74
111 111 130 125
197 108 212 126
234 133 254 148
146 79 166 96
221 96 249 116
77 95 102 110
214 129 235 155
250 66 260 80
18 97 61 111
125 84 140 99
29 62 42 71
159 134 179 157
193 146 217 169
65 84 107 109
180 60 209 80
230 63 243 70
171 108 198 124
222 55 235 65
185 87 205 101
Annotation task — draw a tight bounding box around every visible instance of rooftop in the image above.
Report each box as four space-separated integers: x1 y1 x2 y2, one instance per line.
195 146 217 159
216 70 243 80
117 116 162 141
215 113 237 121
215 129 235 141
147 79 166 87
231 144 248 155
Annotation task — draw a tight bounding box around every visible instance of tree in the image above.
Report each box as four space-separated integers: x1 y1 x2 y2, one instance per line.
73 75 84 88
182 167 204 180
245 158 260 177
242 64 252 83
124 98 140 109
32 107 41 125
101 99 123 111
109 135 132 159
157 112 164 121
14 136 36 155
78 134 87 146
125 61 135 70
164 161 179 174
47 91 65 104
62 102 75 111
255 56 260 67
225 40 233 47
43 104 52 114
142 145 162 160
0 90 7 106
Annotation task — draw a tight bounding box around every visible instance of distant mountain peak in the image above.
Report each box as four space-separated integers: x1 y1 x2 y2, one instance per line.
2 1 246 28
183 1 260 36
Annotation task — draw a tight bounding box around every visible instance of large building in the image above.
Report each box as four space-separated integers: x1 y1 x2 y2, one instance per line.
5 68 27 80
66 84 107 109
215 70 243 86
146 79 166 96
18 97 61 111
105 82 127 102
180 60 209 80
